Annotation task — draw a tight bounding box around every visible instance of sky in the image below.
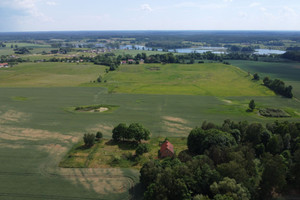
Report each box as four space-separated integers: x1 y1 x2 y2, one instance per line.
0 0 300 32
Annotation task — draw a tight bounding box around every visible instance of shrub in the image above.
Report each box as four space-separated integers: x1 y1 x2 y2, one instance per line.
96 131 103 140
136 143 150 156
83 133 95 148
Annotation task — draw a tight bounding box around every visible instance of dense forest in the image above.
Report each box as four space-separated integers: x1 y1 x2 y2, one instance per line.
140 120 300 200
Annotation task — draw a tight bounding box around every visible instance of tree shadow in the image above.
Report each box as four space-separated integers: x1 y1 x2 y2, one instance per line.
129 183 144 200
75 145 91 150
105 140 138 150
118 141 138 150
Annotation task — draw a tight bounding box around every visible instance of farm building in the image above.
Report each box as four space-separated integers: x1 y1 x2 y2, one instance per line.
0 63 8 68
160 140 174 158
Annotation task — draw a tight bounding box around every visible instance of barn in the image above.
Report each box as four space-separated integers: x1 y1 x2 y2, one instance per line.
160 140 174 158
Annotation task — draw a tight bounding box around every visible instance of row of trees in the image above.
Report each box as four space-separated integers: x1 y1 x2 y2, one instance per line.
263 77 293 98
140 119 300 200
112 123 150 143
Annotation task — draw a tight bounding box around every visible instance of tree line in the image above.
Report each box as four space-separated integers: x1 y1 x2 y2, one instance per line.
140 119 300 200
263 77 293 98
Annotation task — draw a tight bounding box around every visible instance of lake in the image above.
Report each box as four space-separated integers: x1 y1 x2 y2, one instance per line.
102 44 287 55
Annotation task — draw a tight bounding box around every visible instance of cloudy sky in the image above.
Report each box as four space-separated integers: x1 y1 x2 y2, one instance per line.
0 0 300 32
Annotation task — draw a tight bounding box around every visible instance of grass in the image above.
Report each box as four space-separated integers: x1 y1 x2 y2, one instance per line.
0 62 106 87
96 63 274 96
60 137 188 169
229 60 300 98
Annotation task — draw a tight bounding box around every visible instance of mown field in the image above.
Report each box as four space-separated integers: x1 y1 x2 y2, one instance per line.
0 62 105 87
96 63 274 96
0 61 299 199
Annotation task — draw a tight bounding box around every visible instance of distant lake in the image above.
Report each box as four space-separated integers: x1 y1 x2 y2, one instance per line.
254 49 286 55
102 44 287 55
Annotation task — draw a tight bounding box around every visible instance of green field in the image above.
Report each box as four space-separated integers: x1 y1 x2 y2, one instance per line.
96 63 274 96
0 62 105 87
230 60 300 98
0 61 299 199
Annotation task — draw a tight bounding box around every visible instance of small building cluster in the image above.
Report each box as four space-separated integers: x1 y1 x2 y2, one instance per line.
120 59 144 65
0 63 9 68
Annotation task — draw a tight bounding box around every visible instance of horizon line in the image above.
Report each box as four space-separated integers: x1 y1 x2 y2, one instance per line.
1 30 300 33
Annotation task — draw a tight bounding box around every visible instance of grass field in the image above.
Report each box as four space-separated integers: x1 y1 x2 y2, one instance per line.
96 63 274 96
0 61 299 199
60 137 187 169
229 60 300 98
0 62 105 87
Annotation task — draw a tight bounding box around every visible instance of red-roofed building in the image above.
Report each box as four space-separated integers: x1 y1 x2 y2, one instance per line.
160 140 174 158
0 63 8 68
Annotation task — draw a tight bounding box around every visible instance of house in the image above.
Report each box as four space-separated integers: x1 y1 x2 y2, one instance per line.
128 59 135 63
121 60 127 64
0 63 8 68
160 140 174 158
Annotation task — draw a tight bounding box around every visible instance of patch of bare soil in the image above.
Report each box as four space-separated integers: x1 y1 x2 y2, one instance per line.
162 116 192 136
222 99 232 104
87 124 114 137
162 116 188 124
56 168 135 195
89 107 108 112
0 110 30 124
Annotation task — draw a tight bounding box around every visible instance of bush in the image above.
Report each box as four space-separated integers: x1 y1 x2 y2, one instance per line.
96 131 103 140
136 143 150 156
83 133 95 147
248 99 255 111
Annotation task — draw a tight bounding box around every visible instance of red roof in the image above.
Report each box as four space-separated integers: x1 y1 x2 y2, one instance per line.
0 63 8 66
160 140 174 154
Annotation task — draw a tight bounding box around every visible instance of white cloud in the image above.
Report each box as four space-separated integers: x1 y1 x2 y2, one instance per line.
141 4 152 12
46 1 57 6
0 0 53 23
249 2 260 7
223 0 233 2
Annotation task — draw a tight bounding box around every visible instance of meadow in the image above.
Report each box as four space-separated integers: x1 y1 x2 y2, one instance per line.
97 63 274 96
0 61 299 199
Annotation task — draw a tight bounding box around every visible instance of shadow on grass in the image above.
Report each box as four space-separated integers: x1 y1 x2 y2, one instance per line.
129 183 143 200
105 140 138 150
75 145 92 150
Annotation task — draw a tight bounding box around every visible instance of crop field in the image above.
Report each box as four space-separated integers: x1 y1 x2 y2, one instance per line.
0 61 299 199
230 60 300 98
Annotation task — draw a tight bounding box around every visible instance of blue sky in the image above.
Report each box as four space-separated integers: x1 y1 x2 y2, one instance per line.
0 0 300 32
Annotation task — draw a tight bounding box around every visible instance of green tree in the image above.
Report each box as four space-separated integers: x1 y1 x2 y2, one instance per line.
112 123 128 141
253 73 260 80
260 153 287 199
248 100 255 111
96 131 103 140
96 75 102 83
210 177 250 200
83 133 95 148
136 143 150 156
127 123 150 142
188 128 236 155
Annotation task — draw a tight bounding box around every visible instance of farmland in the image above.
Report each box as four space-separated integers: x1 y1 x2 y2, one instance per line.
0 55 300 199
